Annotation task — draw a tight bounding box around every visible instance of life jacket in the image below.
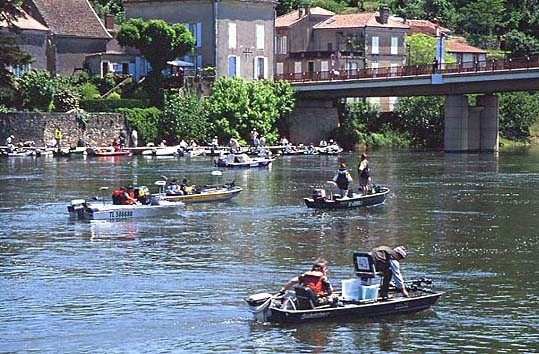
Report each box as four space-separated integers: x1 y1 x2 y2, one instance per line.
123 190 135 205
335 168 351 190
301 270 326 296
358 160 369 177
112 189 126 205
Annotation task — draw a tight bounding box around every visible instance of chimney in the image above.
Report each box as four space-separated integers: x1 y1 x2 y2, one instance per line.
379 6 389 24
104 14 115 30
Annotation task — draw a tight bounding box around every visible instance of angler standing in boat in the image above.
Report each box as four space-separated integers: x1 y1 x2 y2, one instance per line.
333 163 353 198
279 257 338 306
358 153 370 195
372 246 409 300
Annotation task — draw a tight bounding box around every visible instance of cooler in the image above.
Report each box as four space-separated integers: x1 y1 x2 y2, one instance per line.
359 284 379 300
341 279 362 301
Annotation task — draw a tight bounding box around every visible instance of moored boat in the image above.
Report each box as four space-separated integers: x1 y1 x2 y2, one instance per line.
304 185 389 209
245 252 443 323
86 147 132 157
215 153 274 168
141 145 182 157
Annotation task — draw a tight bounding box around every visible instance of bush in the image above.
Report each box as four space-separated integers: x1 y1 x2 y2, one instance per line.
161 93 207 144
108 92 121 100
18 70 56 111
80 98 151 112
53 88 80 112
78 82 100 100
118 107 162 146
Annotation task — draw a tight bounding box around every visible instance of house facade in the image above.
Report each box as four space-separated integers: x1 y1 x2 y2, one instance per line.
122 0 276 80
276 6 408 110
19 0 112 76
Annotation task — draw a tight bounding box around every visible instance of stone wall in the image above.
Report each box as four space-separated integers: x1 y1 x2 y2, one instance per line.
0 112 125 147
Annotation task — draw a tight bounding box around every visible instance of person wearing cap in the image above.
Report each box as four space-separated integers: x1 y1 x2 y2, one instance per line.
372 245 409 300
332 162 353 198
357 153 370 195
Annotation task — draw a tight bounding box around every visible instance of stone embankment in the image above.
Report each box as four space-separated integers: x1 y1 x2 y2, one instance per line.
0 112 125 147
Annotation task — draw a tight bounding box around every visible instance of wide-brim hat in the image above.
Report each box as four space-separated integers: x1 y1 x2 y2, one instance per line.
394 246 407 259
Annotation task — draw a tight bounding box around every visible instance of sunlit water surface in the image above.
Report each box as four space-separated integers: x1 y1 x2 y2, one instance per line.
1 148 538 353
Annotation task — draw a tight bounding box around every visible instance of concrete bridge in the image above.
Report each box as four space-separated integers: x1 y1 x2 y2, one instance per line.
283 56 539 152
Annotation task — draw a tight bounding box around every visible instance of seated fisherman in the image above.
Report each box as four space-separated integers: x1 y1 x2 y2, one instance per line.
180 178 196 195
279 257 338 306
372 245 409 300
167 179 181 195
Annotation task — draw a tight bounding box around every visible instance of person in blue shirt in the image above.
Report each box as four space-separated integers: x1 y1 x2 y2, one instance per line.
372 245 409 300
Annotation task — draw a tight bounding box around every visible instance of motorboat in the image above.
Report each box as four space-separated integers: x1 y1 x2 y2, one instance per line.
53 147 87 157
141 145 182 157
245 252 443 323
86 147 132 157
161 183 242 203
67 184 183 220
304 185 389 209
215 153 274 168
316 144 343 155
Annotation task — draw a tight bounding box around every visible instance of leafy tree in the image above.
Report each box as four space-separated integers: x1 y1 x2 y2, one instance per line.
505 30 539 57
457 0 505 47
393 96 444 147
161 93 208 144
499 92 539 137
203 77 295 145
118 107 162 146
406 33 455 65
17 70 56 111
117 18 194 106
0 0 23 30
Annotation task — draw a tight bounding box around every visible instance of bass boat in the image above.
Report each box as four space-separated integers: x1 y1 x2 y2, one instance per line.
215 153 274 168
246 252 443 323
161 183 242 203
304 185 389 209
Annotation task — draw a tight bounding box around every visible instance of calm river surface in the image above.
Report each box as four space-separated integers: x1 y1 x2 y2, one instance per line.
1 148 538 353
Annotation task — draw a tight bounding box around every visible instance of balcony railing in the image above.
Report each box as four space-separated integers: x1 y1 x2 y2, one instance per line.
274 56 539 83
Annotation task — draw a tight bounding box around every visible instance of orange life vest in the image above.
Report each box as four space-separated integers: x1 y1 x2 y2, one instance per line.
301 270 326 296
124 190 135 205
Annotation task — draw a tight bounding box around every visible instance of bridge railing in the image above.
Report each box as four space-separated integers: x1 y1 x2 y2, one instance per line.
274 56 539 83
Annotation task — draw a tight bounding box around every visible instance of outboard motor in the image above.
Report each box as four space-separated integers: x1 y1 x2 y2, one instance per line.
68 199 87 220
245 293 273 322
135 186 152 205
312 188 326 201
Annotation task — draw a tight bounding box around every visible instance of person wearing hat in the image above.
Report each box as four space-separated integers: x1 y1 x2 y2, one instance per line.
357 153 370 195
372 245 409 300
332 162 353 198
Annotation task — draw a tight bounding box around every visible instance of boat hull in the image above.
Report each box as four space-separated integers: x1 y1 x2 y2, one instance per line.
304 187 389 209
216 160 273 168
68 201 183 220
266 291 443 323
161 187 242 203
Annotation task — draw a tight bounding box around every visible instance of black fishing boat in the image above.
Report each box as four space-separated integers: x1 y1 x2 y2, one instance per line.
304 185 390 209
245 252 443 323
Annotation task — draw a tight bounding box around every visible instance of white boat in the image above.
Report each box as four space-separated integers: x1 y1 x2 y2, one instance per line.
215 153 274 168
67 184 183 220
67 199 183 220
141 145 182 157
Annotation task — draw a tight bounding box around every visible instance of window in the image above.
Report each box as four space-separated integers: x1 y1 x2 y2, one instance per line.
371 36 379 54
229 23 236 49
254 57 267 79
256 24 264 50
321 61 328 72
371 61 379 77
368 97 380 106
276 36 287 54
390 63 398 76
294 61 302 74
389 97 398 111
327 42 333 51
185 23 202 47
228 55 240 77
391 36 398 55
276 62 284 75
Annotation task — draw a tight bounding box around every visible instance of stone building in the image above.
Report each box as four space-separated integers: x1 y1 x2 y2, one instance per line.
17 0 112 76
122 0 276 80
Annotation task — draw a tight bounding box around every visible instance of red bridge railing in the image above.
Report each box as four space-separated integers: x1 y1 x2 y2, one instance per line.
275 56 539 83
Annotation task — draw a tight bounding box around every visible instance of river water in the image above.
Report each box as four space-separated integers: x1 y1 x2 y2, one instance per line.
1 148 538 353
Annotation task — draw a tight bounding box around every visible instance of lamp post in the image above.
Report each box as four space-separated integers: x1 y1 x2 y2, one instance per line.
406 43 411 67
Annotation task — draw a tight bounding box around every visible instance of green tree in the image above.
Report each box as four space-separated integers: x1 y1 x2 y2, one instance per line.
203 77 295 145
17 70 56 111
118 107 162 146
161 93 208 144
406 33 455 65
117 18 194 106
457 0 505 47
499 92 539 137
393 96 444 147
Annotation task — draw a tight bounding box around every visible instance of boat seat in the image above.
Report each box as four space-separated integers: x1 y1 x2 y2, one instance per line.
294 285 318 310
353 252 383 281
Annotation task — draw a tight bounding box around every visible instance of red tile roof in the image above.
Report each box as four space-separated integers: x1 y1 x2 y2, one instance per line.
405 19 450 36
313 12 409 29
276 7 334 28
446 37 487 54
27 0 111 38
0 8 48 31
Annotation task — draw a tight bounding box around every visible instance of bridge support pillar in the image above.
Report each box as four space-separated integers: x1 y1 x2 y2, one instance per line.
287 98 339 144
444 94 499 152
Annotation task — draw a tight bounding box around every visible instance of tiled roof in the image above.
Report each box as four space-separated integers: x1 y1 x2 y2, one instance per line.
27 0 111 38
0 8 48 31
276 7 335 28
313 12 409 29
405 19 450 36
446 37 487 54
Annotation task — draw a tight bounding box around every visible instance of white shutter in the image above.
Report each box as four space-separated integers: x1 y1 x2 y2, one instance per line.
256 24 264 50
263 57 268 79
372 36 379 54
229 23 236 49
236 56 241 77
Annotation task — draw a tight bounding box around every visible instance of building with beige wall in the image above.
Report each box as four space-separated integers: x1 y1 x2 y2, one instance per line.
123 0 276 80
